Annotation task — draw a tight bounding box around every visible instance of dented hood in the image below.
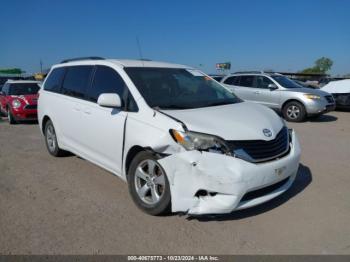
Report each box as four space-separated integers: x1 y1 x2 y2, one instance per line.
162 102 284 141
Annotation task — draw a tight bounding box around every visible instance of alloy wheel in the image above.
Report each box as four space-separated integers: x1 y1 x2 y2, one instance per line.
46 125 57 152
287 105 300 120
134 159 166 205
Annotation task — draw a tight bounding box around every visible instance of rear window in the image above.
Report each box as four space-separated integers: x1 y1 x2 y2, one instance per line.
44 67 66 93
8 83 40 95
61 66 93 99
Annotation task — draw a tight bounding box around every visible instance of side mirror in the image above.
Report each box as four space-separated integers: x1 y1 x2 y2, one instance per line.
268 83 278 90
0 91 4 96
97 93 122 108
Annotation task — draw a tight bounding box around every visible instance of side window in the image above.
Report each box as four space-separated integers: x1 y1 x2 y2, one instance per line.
224 77 235 85
86 66 127 103
62 66 93 99
256 76 273 89
44 67 66 93
239 76 255 88
233 76 240 85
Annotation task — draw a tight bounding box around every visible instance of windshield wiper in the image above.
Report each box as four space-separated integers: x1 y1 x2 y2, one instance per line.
154 105 190 110
205 101 234 107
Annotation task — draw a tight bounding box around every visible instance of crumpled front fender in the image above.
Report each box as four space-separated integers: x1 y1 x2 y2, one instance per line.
158 130 301 215
158 151 251 213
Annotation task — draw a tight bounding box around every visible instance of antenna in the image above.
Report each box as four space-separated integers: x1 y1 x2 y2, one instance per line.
136 36 145 66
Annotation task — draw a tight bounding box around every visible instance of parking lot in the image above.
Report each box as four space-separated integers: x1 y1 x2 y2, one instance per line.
0 111 350 255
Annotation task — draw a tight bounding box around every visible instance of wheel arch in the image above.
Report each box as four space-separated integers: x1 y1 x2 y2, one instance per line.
124 145 160 178
41 115 51 134
281 99 305 111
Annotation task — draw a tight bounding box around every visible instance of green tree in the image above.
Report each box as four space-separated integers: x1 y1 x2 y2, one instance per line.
301 57 333 74
314 57 333 73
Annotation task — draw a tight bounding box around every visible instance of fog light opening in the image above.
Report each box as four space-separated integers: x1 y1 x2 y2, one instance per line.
195 190 217 198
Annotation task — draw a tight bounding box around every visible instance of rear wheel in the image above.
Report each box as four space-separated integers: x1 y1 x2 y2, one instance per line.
128 151 171 215
44 120 66 157
283 101 306 122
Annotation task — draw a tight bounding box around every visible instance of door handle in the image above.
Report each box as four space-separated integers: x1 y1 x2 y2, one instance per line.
254 91 260 94
73 105 81 111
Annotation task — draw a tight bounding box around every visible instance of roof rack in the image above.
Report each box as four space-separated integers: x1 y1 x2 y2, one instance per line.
60 57 105 63
233 71 267 74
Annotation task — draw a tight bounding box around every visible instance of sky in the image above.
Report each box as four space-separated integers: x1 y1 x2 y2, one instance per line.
1 0 350 75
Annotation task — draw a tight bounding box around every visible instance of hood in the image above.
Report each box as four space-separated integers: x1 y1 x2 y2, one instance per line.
162 102 284 141
322 80 350 94
10 94 38 105
284 87 330 96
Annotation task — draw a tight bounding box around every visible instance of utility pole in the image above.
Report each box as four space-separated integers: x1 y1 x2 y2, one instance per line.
40 59 43 73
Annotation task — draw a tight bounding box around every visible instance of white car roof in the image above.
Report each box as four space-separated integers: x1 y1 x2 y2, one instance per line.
52 59 191 70
322 79 350 94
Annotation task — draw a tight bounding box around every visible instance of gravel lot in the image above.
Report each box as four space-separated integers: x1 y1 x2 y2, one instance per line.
0 111 350 255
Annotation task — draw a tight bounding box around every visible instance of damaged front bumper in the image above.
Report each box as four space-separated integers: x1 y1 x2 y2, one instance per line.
158 130 301 215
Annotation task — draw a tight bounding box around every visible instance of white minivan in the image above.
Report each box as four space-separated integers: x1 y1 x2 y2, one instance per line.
38 57 301 216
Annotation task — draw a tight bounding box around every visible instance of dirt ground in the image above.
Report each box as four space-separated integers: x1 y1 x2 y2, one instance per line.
0 111 349 255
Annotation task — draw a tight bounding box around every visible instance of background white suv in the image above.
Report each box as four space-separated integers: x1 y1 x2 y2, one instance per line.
38 58 301 216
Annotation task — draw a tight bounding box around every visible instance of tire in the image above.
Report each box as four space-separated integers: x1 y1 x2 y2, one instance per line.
127 151 171 216
7 109 17 125
44 120 66 157
282 101 306 122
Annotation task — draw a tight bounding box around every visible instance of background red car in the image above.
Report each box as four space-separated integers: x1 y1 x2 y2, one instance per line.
0 80 41 124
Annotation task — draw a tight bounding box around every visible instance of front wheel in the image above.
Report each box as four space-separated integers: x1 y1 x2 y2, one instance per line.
7 109 17 125
44 120 66 157
128 151 171 216
283 101 306 122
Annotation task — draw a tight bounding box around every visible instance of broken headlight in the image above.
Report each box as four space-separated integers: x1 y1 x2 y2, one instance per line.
170 129 230 154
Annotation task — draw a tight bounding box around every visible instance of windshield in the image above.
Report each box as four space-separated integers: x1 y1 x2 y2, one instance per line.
124 67 240 109
9 83 40 95
271 75 303 89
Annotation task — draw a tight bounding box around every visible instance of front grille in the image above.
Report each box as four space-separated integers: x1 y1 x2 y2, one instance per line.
240 177 290 202
325 95 334 103
227 127 289 163
24 104 37 110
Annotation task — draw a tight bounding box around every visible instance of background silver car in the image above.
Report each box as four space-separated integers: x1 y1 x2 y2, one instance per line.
221 71 336 122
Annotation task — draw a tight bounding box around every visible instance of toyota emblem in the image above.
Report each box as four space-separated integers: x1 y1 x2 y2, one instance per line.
263 128 272 137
